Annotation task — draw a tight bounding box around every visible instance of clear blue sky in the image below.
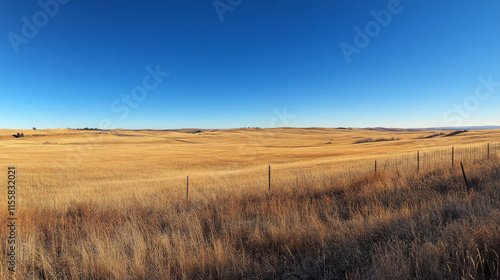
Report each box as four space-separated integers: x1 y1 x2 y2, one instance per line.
1 0 499 129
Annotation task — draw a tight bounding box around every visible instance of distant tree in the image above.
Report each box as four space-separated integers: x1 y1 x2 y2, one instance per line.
33 127 36 130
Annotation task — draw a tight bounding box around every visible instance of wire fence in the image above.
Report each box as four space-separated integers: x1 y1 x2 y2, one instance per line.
184 142 500 197
273 142 500 191
360 142 500 175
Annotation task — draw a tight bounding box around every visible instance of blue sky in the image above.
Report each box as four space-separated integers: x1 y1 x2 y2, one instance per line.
1 0 499 129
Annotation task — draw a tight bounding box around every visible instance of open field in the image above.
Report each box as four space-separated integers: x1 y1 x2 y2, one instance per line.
1 128 500 279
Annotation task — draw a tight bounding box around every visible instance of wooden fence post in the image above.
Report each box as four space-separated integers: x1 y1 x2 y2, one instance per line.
375 160 377 173
268 165 271 191
488 143 490 159
186 176 189 199
460 162 470 191
417 151 420 173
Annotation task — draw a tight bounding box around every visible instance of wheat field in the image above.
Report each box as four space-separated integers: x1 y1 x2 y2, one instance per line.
1 127 499 279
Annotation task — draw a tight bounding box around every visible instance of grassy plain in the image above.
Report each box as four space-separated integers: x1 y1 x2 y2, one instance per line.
0 128 499 279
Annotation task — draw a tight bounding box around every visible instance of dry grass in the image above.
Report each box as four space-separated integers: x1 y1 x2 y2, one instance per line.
0 128 499 279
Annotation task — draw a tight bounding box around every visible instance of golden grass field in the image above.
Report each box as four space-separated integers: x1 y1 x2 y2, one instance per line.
1 127 499 279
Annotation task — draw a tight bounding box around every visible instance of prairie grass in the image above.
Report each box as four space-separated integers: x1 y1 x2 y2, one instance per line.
1 157 499 279
0 128 499 279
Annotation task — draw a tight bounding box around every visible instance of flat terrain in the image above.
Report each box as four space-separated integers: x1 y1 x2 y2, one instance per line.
0 128 499 279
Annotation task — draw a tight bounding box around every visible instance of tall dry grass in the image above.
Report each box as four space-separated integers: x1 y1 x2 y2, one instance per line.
1 155 500 279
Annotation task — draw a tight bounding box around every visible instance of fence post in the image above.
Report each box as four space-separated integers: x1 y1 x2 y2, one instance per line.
417 151 420 173
186 176 189 200
375 160 377 173
268 165 271 191
488 143 490 159
460 162 470 191
452 147 454 168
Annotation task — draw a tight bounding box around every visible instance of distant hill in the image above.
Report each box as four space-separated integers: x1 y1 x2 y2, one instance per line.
359 126 500 131
425 126 500 130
